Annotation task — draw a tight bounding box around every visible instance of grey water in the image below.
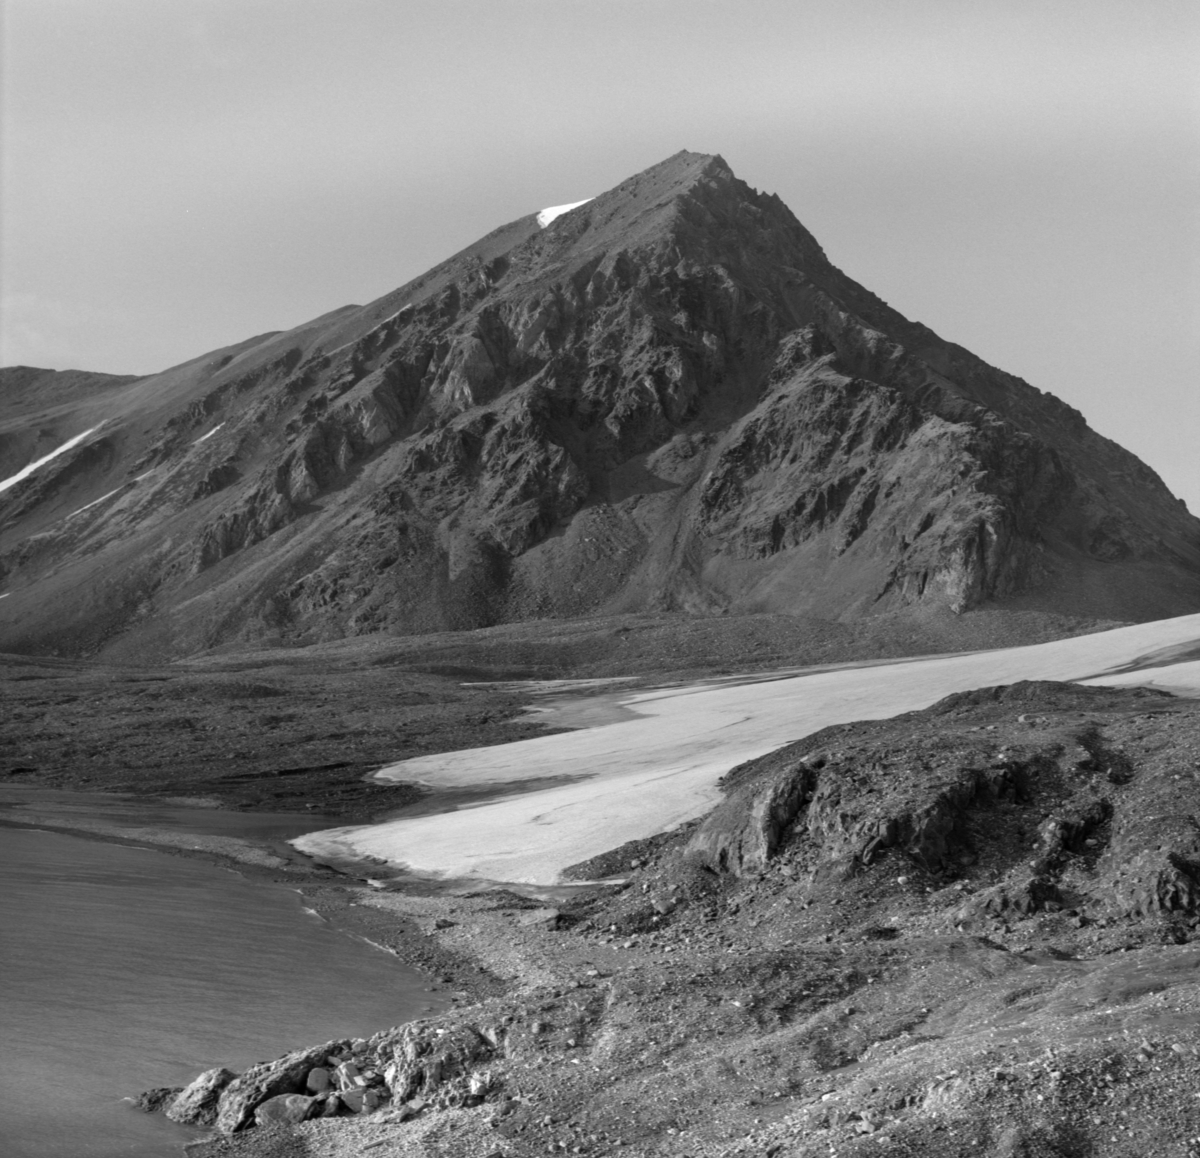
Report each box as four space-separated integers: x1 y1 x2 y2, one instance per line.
0 811 442 1157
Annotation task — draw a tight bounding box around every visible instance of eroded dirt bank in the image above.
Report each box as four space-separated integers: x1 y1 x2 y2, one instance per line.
149 680 1200 1158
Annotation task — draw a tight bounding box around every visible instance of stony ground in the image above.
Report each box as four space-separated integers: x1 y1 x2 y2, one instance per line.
156 678 1200 1158
0 607 1111 819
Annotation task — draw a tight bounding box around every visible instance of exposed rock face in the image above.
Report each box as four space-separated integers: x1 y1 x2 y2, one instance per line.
215 1041 349 1133
687 679 1200 928
2 152 1198 657
384 1022 496 1104
132 1086 181 1114
686 757 819 875
148 1019 499 1138
164 1066 237 1126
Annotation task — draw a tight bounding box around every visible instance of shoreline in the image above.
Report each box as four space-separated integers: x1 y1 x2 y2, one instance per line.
0 796 504 1010
10 620 1200 1157
14 669 1200 1157
173 673 1200 1158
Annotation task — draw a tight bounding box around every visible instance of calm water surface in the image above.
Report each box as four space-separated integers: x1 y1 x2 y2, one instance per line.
0 810 442 1158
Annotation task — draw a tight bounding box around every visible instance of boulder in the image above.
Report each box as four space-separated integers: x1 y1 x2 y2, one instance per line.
517 907 560 929
133 1086 182 1114
333 1060 369 1089
340 1087 382 1114
166 1066 238 1126
686 760 817 875
1109 851 1200 917
306 1066 332 1094
333 1061 362 1090
215 1040 351 1133
386 1023 494 1103
254 1093 318 1127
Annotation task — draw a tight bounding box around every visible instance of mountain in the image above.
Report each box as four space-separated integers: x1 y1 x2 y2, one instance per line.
2 151 1198 659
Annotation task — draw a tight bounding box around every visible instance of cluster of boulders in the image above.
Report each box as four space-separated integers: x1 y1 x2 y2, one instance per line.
138 1018 499 1134
244 1053 395 1128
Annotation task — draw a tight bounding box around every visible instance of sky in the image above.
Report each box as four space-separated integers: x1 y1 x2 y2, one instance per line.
2 0 1197 511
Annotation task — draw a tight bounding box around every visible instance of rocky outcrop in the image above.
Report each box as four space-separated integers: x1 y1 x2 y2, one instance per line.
164 1066 237 1126
686 680 1200 933
687 757 819 874
145 1017 502 1137
384 1021 496 1105
132 1086 181 1114
214 1041 349 1133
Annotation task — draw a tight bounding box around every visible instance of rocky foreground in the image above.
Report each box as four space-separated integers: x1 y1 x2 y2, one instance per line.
138 679 1200 1158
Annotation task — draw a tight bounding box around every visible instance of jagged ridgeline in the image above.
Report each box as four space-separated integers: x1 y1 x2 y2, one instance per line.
2 151 1198 657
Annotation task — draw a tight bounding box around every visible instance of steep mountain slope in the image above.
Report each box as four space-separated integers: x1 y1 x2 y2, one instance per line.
2 151 1198 658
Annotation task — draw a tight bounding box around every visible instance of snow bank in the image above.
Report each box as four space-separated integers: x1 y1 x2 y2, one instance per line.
292 614 1200 885
0 426 101 495
536 199 593 228
66 486 125 519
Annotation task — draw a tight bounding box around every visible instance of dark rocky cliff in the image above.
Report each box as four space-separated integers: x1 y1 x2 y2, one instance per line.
2 151 1198 657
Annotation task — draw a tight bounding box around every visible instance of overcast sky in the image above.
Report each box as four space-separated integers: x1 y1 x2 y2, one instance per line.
2 0 1197 510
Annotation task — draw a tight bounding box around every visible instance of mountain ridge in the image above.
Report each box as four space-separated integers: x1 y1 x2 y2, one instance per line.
1 150 1197 658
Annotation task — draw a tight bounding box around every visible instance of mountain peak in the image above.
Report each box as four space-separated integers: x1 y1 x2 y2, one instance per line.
1 151 1197 658
527 150 739 246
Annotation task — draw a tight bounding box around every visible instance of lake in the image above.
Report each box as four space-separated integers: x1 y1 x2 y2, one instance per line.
0 809 442 1157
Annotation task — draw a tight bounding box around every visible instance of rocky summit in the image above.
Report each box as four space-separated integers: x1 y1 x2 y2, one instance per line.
1 151 1198 659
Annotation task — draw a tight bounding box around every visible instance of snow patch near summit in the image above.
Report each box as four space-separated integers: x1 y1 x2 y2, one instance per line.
537 198 593 228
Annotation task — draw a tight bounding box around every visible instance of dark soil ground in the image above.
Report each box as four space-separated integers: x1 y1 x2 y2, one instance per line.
1 607 1110 819
0 649 551 820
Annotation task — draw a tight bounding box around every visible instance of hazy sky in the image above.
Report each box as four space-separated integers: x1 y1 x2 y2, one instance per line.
2 0 1197 511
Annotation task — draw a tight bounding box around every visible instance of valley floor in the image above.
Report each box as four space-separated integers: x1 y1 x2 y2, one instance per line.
6 609 1200 1158
190 663 1200 1158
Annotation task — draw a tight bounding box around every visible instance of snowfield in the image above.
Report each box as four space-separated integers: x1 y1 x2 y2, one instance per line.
292 613 1200 885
